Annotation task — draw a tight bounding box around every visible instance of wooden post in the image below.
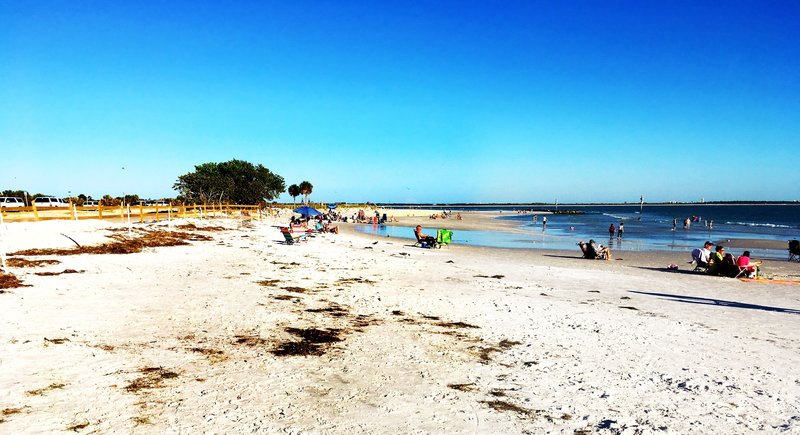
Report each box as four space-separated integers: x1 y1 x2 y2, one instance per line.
32 202 39 221
181 204 186 218
139 203 144 223
155 204 159 222
72 204 78 221
98 203 103 220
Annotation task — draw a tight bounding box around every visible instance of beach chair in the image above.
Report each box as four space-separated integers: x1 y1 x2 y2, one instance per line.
413 229 436 248
436 229 453 248
789 240 800 262
280 227 306 245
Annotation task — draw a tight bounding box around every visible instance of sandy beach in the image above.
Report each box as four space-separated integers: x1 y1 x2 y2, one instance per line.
1 212 800 433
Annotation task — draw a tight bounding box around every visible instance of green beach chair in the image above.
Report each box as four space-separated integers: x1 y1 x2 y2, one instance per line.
436 229 453 248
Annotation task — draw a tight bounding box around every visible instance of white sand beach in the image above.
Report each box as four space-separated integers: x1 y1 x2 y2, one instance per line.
1 214 799 433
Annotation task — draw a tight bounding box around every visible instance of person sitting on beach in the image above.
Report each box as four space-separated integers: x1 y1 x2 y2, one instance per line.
455 213 462 220
708 245 725 275
415 225 436 247
722 253 739 277
691 241 714 269
736 250 760 278
579 240 610 260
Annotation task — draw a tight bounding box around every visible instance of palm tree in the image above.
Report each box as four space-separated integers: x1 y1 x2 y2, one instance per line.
298 181 313 205
287 184 300 205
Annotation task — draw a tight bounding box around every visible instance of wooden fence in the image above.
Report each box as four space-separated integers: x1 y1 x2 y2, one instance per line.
0 203 265 223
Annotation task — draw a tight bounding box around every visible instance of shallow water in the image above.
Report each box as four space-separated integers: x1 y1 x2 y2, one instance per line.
355 204 799 259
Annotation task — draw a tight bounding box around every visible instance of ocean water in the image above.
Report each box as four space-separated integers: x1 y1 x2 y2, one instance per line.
355 204 800 260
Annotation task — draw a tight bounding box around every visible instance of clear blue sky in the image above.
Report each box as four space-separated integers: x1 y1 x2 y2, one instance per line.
2 1 798 203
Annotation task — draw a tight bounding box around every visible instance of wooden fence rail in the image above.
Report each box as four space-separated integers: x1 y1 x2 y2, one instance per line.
0 203 266 223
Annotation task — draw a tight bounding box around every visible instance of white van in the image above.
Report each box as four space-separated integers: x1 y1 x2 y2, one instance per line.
33 197 69 208
0 197 25 208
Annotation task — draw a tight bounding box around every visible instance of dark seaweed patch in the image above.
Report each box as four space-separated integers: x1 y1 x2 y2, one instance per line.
481 400 533 417
35 269 84 276
6 258 61 268
256 279 281 287
188 347 227 363
447 383 476 392
26 383 66 396
435 321 479 329
10 230 211 256
271 294 296 301
0 273 29 289
335 277 376 286
619 306 639 311
66 421 89 431
271 327 343 357
282 286 308 293
474 274 505 279
124 367 179 393
306 304 349 317
44 337 71 345
233 335 268 346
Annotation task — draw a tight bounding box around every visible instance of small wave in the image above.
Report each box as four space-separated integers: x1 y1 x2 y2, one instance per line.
724 221 795 229
602 213 626 220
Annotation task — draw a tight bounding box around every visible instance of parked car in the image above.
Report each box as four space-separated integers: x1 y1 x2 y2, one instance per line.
82 200 99 209
0 197 25 208
33 196 69 208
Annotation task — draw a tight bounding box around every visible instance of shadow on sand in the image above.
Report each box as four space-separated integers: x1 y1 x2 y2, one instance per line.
632 266 706 276
629 291 800 315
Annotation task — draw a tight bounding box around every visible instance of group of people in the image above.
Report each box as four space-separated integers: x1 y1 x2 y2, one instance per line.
578 239 611 260
430 210 461 220
608 222 624 239
691 241 760 278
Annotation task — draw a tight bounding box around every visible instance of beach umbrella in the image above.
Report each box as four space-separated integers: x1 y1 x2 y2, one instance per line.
293 205 322 217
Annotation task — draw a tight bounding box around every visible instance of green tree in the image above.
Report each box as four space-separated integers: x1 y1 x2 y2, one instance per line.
173 159 285 205
287 184 300 205
298 180 313 205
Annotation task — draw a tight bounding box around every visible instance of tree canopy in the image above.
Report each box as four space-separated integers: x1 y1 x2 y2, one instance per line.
287 184 300 204
298 180 313 204
173 159 285 204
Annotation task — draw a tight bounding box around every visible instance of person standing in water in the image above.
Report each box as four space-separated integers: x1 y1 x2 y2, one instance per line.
672 218 677 231
609 223 616 238
617 222 624 239
542 216 547 231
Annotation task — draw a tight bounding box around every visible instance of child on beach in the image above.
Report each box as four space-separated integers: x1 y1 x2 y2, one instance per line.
609 223 616 238
617 222 624 239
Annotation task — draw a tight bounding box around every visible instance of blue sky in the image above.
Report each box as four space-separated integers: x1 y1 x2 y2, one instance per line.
2 1 798 203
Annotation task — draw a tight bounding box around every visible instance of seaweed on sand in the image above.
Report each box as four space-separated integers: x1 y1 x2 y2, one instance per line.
35 269 84 276
481 400 534 417
6 258 61 268
26 383 66 396
0 273 29 290
10 230 211 256
271 327 343 357
124 367 179 393
447 383 477 392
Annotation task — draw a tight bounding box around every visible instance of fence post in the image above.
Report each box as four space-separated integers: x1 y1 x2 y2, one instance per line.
155 204 159 222
139 203 144 223
98 203 103 220
72 204 78 221
32 203 39 221
0 210 6 270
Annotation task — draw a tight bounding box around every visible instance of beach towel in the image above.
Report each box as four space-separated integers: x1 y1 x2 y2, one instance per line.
738 277 800 285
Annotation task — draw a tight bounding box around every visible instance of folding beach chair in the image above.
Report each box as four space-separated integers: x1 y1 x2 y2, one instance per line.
789 240 800 262
436 229 453 248
280 227 306 245
413 229 436 248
